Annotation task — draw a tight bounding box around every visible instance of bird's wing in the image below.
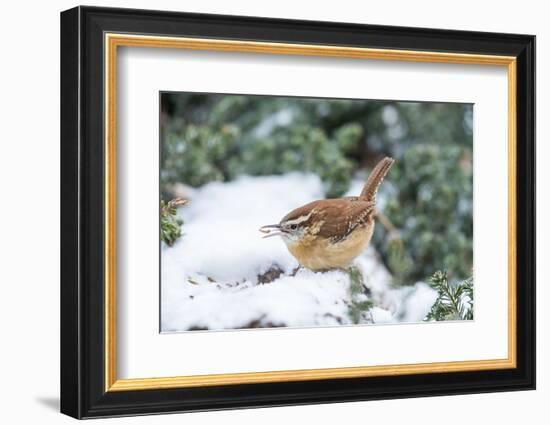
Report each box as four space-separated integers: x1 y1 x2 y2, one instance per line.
316 199 375 242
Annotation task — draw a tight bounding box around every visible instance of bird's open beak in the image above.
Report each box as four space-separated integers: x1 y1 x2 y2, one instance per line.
259 224 283 238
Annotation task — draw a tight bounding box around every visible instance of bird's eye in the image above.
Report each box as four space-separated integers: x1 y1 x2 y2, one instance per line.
290 224 298 230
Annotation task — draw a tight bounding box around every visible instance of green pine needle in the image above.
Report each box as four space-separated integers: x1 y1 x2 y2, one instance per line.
347 266 374 324
160 198 187 247
425 270 473 321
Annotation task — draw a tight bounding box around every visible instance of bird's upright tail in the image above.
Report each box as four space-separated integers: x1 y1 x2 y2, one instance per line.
360 157 395 202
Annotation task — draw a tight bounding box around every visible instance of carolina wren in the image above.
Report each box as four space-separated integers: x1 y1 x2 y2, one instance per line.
260 157 394 271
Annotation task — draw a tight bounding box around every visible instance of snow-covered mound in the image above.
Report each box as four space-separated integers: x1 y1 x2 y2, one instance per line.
161 173 437 332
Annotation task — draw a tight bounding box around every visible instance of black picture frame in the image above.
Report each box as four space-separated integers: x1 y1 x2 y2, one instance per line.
61 5 535 419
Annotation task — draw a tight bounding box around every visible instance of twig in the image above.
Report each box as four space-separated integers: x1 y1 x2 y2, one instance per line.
375 209 397 234
161 197 188 215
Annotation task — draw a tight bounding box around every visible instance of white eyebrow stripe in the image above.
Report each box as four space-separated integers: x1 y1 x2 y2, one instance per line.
284 212 312 226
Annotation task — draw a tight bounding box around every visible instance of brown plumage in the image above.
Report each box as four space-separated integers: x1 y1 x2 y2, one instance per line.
260 157 395 271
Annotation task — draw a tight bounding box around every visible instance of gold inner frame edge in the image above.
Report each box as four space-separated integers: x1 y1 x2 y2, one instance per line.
104 33 518 392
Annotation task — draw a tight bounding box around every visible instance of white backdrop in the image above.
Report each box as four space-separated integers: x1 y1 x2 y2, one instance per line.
0 1 545 424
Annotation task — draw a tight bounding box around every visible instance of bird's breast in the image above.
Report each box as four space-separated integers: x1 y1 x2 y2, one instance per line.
285 220 375 271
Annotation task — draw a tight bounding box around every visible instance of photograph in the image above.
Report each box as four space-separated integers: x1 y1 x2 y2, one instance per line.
159 92 474 332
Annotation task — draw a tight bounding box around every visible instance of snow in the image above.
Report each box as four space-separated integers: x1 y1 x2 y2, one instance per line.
161 173 437 332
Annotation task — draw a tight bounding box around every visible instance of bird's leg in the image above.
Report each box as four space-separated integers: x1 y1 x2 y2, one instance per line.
290 266 301 277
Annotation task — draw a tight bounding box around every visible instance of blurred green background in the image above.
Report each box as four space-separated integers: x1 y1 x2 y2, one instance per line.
160 92 473 285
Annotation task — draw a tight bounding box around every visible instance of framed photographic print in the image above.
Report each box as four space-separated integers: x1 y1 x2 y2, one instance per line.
60 6 536 419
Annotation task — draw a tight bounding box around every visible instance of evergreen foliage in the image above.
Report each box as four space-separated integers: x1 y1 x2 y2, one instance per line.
376 144 473 282
160 198 187 246
425 271 474 321
347 266 374 324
